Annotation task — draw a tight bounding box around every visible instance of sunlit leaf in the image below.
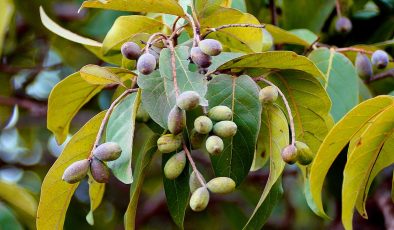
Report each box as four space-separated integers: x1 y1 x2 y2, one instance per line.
86 177 105 225
0 0 14 57
265 24 314 47
80 64 123 86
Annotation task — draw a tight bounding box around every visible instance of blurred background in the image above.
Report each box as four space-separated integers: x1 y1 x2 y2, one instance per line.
0 0 393 229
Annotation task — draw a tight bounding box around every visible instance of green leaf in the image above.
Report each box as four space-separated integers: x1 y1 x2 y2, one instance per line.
80 64 123 86
80 0 185 16
102 16 166 54
309 48 359 122
265 24 315 47
39 7 101 47
106 91 141 184
48 72 104 144
217 51 325 81
206 75 261 185
0 0 14 57
86 177 105 225
309 95 394 218
244 104 288 228
289 29 318 45
194 0 228 16
243 179 283 229
162 153 190 229
0 203 23 230
138 46 207 129
37 111 105 230
208 52 243 72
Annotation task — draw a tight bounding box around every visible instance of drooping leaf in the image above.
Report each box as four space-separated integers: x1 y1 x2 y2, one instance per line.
309 95 394 218
80 0 185 16
0 0 14 57
218 51 325 81
309 48 359 122
80 64 123 86
47 72 104 144
106 91 141 184
86 177 105 225
206 75 261 185
265 24 315 47
37 112 105 230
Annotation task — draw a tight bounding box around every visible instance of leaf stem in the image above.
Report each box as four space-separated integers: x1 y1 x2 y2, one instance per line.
182 142 206 187
168 40 180 97
145 33 168 53
202 23 266 38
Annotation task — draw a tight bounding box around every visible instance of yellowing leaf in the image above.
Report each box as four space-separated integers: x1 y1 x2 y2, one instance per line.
47 72 104 144
80 0 185 16
80 64 123 86
86 177 105 225
0 181 37 219
265 24 313 47
37 112 105 230
0 0 14 57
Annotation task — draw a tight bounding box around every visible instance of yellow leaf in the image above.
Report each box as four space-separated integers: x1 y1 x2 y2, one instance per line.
0 0 14 57
86 176 105 225
80 64 123 86
0 181 37 219
265 24 312 47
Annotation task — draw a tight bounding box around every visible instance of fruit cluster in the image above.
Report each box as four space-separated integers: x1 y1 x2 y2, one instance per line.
355 50 390 80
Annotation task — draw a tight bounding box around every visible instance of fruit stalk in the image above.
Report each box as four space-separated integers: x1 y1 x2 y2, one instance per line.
182 142 206 187
335 0 342 18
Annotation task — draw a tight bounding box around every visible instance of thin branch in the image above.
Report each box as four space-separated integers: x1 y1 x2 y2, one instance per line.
0 96 47 116
182 142 206 187
144 33 168 53
368 68 394 83
203 23 266 38
335 0 342 18
269 0 278 26
184 13 200 47
168 40 180 97
171 16 182 32
335 47 373 54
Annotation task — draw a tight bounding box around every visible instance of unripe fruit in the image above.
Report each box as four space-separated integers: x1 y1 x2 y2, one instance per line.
167 106 186 135
190 129 207 149
206 177 236 194
136 105 150 122
189 171 206 193
371 50 389 69
281 145 298 164
121 42 141 60
213 121 237 138
190 47 212 68
164 151 186 180
208 105 233 121
189 187 210 212
176 91 200 111
295 141 314 165
259 86 278 103
335 17 352 33
137 53 156 75
157 134 182 153
90 158 110 183
93 142 122 162
62 159 90 184
355 52 373 80
194 116 213 134
205 135 224 155
198 39 223 56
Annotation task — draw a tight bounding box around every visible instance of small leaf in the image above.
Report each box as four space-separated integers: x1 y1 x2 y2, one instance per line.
86 177 105 225
37 112 105 230
48 72 104 144
80 64 123 86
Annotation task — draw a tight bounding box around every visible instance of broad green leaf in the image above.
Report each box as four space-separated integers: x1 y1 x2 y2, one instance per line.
102 16 166 54
244 104 288 228
80 64 123 86
243 179 283 229
162 153 189 229
265 25 314 47
309 48 359 122
231 0 247 12
0 203 23 230
47 72 104 144
86 177 105 225
206 75 261 185
218 51 325 81
124 125 158 230
208 52 243 72
199 7 263 53
84 45 123 66
309 95 394 218
37 112 105 230
290 29 318 45
138 46 207 129
0 0 14 57
80 0 185 16
342 106 394 230
39 7 101 47
265 70 331 153
106 91 141 184
0 181 37 220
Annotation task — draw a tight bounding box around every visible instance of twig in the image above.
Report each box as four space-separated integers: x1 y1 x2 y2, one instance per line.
203 23 266 38
144 33 168 53
168 40 180 97
269 0 277 26
0 96 47 116
185 13 200 47
171 16 182 32
368 68 394 83
335 47 373 54
335 0 342 18
255 76 296 146
182 142 206 187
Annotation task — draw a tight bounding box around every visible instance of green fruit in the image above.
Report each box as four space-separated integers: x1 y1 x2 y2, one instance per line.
136 105 150 122
189 187 210 212
281 145 298 164
355 52 373 80
189 171 206 193
164 151 187 180
206 177 236 194
121 42 141 60
335 17 352 33
213 121 237 138
371 50 389 69
93 142 122 162
208 105 232 121
190 47 212 68
190 129 207 149
90 158 110 183
167 106 186 135
62 159 90 184
157 134 182 153
194 116 213 134
176 91 200 111
295 141 314 165
137 53 157 75
259 86 278 103
198 39 223 56
205 135 224 155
